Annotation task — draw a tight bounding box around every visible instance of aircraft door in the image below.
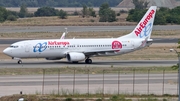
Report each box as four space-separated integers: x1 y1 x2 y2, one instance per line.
24 43 30 52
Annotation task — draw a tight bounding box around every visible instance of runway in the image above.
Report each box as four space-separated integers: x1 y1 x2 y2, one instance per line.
0 73 178 97
0 60 177 68
0 25 180 33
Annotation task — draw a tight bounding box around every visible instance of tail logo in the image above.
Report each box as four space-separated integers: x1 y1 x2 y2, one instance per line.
139 23 152 38
135 9 155 37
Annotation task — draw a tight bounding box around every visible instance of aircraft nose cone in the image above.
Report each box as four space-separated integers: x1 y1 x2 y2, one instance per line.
3 48 11 56
3 48 7 54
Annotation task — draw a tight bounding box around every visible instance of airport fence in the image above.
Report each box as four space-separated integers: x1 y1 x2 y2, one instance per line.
40 68 178 96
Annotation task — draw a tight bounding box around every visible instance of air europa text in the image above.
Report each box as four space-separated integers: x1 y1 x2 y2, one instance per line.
135 9 155 36
48 41 70 46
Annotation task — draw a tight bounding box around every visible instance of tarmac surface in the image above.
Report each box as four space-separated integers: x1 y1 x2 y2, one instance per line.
0 59 178 97
0 25 180 33
0 59 177 68
0 73 178 97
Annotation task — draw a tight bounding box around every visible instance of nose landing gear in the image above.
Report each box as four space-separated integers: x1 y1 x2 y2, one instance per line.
12 57 22 64
18 60 22 64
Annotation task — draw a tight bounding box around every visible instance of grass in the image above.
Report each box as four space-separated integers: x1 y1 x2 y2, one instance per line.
0 66 177 76
0 14 136 26
0 93 177 101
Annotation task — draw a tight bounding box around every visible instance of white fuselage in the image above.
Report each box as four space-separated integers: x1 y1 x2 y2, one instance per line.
3 38 144 59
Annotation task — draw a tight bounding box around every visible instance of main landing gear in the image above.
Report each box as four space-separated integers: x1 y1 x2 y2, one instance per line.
85 58 92 64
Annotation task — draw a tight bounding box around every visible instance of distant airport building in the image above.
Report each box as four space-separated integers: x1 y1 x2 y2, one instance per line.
117 0 180 8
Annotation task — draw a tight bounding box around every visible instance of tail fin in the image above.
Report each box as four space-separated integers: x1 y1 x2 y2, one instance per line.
120 6 157 39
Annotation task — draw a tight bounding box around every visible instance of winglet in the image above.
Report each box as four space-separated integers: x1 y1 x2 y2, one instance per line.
60 32 66 39
60 28 68 39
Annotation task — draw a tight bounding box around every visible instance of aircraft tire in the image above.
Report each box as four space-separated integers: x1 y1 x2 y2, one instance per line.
85 59 92 64
18 60 22 64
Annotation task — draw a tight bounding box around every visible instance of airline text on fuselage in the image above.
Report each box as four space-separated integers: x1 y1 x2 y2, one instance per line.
48 41 70 46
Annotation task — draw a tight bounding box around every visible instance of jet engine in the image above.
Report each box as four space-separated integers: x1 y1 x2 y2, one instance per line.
67 52 85 62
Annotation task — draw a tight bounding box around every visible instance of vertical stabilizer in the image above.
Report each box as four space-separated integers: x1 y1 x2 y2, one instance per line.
120 6 157 39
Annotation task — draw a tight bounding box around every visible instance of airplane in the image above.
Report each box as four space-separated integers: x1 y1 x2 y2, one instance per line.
3 6 157 64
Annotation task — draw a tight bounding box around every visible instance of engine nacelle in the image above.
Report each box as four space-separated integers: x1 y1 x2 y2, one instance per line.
67 52 85 62
45 57 62 60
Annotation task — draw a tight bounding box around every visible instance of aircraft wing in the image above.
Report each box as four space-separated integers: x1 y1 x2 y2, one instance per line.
60 28 68 39
65 48 133 56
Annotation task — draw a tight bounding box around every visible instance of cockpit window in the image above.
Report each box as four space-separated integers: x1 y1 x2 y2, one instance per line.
9 45 19 48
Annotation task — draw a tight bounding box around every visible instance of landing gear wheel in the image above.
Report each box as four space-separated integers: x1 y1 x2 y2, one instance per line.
85 59 92 64
18 60 22 64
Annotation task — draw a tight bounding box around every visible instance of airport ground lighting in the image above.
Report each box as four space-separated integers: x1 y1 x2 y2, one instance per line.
170 48 180 101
